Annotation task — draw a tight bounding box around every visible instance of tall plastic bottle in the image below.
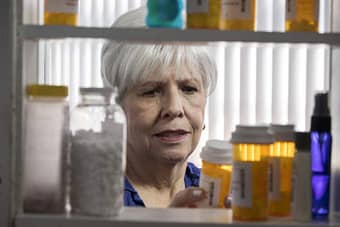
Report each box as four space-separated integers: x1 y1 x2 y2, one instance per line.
146 0 184 29
311 92 332 219
23 85 69 213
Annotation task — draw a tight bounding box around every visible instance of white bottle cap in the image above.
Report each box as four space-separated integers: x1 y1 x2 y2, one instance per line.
230 124 274 144
270 124 295 142
200 140 232 165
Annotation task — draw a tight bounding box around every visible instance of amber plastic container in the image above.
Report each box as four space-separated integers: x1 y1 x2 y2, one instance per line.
199 140 232 208
221 0 256 31
286 0 319 32
187 0 223 29
44 0 79 26
268 125 295 217
187 0 256 30
230 125 274 221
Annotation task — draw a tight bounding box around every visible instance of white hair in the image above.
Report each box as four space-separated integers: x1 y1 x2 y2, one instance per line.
101 7 217 102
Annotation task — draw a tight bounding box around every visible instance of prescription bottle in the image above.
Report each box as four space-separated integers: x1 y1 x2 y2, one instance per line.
268 124 295 217
199 140 232 208
187 0 223 29
221 0 256 31
286 0 319 32
44 0 79 26
230 125 274 221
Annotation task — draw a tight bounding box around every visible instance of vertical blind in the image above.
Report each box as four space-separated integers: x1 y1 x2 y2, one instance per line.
23 0 331 166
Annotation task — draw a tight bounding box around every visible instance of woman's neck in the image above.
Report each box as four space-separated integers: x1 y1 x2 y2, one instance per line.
126 151 187 189
125 148 187 207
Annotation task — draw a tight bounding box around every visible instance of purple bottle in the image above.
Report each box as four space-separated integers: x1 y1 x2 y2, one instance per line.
311 92 332 219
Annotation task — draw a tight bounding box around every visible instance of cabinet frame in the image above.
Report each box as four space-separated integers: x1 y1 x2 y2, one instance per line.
0 0 338 227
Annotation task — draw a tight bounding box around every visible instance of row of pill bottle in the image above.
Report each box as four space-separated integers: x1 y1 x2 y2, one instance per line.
230 125 274 221
268 125 296 217
187 0 319 32
44 0 79 26
187 0 256 31
199 140 233 208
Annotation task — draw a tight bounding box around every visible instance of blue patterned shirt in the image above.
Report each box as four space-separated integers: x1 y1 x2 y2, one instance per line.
124 162 200 207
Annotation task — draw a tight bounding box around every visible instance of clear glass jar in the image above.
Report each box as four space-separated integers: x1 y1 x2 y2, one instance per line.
70 88 126 217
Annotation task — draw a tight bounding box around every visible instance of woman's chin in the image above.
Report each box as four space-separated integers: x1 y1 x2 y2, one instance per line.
158 150 190 165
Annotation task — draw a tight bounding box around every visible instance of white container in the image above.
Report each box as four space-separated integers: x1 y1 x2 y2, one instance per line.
22 85 69 213
293 132 312 222
70 88 126 217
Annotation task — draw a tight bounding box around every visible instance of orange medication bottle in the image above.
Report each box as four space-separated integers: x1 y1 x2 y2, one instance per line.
221 0 256 31
44 0 79 26
268 125 295 217
230 125 274 221
286 0 319 32
199 140 232 208
187 0 223 29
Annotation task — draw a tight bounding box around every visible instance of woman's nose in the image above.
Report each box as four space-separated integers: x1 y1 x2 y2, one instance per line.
161 89 184 119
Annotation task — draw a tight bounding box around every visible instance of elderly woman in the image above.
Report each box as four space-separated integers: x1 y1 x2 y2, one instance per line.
101 8 217 208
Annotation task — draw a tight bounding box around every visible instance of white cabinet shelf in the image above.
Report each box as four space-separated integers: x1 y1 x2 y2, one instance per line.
15 208 339 227
18 25 340 45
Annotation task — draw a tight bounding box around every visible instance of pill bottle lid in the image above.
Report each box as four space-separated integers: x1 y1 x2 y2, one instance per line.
26 85 68 97
295 132 310 151
200 140 232 164
80 87 116 95
230 124 274 144
270 124 295 142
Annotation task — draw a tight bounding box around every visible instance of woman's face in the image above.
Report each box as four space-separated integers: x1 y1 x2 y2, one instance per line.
122 67 207 164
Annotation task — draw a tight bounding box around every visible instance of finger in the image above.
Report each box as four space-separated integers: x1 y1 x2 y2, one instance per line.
169 187 207 207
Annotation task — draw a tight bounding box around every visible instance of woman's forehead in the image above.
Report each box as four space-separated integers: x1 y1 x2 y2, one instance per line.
140 65 202 82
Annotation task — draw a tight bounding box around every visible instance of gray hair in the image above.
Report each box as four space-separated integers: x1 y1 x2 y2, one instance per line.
101 7 217 103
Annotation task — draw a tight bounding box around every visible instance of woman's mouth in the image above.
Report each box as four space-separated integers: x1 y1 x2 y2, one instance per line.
154 130 190 143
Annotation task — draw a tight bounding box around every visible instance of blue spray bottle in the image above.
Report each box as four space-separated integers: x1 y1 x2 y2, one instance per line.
311 92 332 219
146 0 184 29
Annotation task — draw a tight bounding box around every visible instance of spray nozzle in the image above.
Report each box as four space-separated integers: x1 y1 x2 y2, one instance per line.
313 92 330 117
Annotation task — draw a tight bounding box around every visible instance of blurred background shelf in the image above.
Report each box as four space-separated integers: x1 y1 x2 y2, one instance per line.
15 208 340 227
18 25 340 45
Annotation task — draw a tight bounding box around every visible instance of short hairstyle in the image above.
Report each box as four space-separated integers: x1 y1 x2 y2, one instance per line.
101 7 217 103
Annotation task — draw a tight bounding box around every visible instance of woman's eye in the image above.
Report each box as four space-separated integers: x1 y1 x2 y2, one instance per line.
141 88 161 97
181 85 198 94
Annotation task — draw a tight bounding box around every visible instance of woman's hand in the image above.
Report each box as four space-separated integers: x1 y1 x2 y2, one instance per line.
169 187 207 208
